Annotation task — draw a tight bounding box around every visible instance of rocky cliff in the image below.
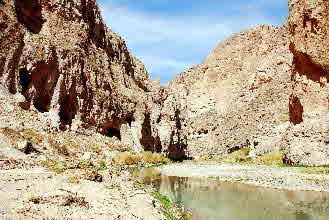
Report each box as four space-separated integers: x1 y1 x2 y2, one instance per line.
283 0 329 166
2 0 329 165
0 0 164 153
159 0 329 164
158 25 293 159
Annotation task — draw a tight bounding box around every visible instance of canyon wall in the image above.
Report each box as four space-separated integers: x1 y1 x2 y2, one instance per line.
158 25 293 159
2 0 329 164
0 0 164 153
283 0 329 165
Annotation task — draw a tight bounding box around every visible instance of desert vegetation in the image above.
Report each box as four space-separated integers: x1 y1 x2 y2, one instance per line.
197 148 285 166
113 151 171 165
151 191 191 220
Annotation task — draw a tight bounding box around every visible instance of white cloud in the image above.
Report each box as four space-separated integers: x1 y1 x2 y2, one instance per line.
99 2 283 83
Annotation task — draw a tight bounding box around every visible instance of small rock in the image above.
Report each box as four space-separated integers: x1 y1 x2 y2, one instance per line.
82 152 92 160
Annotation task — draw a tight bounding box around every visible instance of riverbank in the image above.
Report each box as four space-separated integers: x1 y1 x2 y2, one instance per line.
158 163 329 192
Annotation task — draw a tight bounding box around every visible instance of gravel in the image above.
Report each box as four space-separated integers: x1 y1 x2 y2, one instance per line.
158 163 329 192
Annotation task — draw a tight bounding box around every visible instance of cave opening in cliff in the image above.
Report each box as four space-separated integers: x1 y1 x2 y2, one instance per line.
19 68 32 92
106 127 121 140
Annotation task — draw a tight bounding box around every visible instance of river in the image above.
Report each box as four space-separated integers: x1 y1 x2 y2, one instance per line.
135 167 329 220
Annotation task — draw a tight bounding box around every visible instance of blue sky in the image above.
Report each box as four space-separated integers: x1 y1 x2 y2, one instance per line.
98 0 288 84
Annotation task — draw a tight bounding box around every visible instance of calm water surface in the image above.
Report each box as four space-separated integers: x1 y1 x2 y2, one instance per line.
135 167 329 220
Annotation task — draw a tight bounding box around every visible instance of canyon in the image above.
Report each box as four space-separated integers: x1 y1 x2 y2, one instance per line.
1 0 329 218
1 0 329 165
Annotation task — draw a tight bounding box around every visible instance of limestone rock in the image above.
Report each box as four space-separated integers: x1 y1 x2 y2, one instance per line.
284 0 329 165
158 25 292 159
0 0 162 152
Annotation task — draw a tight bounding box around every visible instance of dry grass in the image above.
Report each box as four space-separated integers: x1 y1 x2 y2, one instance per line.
62 139 79 149
278 112 290 122
28 194 88 208
40 160 68 174
113 151 171 165
0 127 44 146
83 169 103 182
301 168 329 175
61 194 88 207
29 195 42 204
96 160 107 171
77 159 95 169
0 127 24 141
48 137 70 156
108 144 131 152
132 167 161 184
217 148 251 163
89 146 102 154
142 151 170 164
20 128 44 144
113 152 141 165
255 150 284 165
68 175 80 184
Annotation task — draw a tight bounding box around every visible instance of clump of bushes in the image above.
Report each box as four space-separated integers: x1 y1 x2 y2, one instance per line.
142 151 171 164
20 128 44 144
113 152 141 165
40 160 68 174
151 192 192 220
0 127 25 142
113 151 171 165
29 195 42 204
255 150 284 165
48 137 70 156
217 148 251 163
61 194 88 207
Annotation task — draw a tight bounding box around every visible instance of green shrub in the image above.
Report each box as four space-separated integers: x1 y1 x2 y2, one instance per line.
151 192 191 220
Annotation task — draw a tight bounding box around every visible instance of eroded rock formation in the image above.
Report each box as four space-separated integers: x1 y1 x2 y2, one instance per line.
157 25 292 159
283 0 329 166
2 0 329 164
0 0 163 152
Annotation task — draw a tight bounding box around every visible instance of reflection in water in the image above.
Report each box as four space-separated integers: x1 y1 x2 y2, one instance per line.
296 211 310 220
135 168 329 220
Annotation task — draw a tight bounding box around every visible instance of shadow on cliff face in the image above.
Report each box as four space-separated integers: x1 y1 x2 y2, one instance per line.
289 94 304 125
15 0 45 34
59 77 78 130
141 113 162 153
289 43 329 84
167 108 189 161
18 49 60 113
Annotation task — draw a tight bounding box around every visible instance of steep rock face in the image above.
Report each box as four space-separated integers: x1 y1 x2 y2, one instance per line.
284 0 329 166
158 25 292 159
0 0 162 152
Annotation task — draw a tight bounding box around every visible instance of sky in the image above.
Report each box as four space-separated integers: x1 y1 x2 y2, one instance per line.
98 0 288 84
